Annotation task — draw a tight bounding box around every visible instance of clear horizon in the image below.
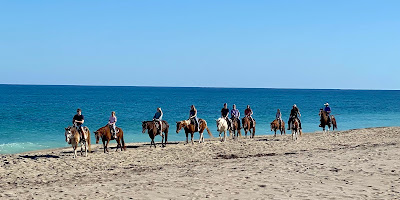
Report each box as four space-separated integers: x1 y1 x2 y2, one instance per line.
1 1 399 89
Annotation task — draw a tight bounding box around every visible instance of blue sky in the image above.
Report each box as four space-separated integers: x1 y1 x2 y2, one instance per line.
1 1 399 89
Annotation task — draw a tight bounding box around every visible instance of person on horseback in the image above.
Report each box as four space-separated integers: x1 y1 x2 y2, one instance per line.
276 109 282 128
189 105 199 131
72 108 85 141
322 102 332 125
231 104 241 129
287 104 302 130
244 105 254 125
221 103 232 130
109 111 117 139
153 107 163 134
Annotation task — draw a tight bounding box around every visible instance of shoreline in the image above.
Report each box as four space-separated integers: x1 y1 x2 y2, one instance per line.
1 126 400 199
1 126 389 155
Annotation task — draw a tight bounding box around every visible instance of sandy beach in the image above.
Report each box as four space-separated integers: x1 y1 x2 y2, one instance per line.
1 127 400 199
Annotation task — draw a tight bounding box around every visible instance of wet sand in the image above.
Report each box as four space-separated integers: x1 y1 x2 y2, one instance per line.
1 127 400 199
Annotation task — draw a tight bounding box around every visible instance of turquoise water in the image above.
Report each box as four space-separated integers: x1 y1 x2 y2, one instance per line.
1 84 400 154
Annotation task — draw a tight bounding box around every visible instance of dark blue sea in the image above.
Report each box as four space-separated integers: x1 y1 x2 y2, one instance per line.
1 84 399 154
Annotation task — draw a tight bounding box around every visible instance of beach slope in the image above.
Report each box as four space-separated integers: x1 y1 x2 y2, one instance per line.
1 127 400 199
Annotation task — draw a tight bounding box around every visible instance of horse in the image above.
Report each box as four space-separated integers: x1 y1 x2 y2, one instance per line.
319 110 331 133
230 117 242 139
142 120 169 148
331 115 337 130
176 118 212 144
216 117 229 142
242 116 256 138
290 118 301 141
270 119 285 137
94 125 126 153
64 126 91 158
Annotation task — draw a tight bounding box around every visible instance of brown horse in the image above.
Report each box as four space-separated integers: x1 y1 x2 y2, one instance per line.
230 117 242 139
64 126 91 158
319 110 331 133
142 120 169 148
176 119 212 144
242 117 256 138
331 115 337 130
290 118 301 140
270 119 285 137
94 125 126 153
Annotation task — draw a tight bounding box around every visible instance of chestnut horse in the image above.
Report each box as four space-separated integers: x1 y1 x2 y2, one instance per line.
64 126 91 158
94 125 126 153
242 117 256 138
176 119 212 144
142 120 169 148
216 117 229 142
290 118 301 141
230 117 242 139
270 119 285 137
319 110 331 133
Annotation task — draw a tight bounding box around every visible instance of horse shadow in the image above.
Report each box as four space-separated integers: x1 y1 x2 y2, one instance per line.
124 142 180 149
19 154 60 160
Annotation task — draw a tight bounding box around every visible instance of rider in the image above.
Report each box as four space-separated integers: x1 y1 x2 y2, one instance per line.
287 104 302 130
324 102 332 124
221 103 231 130
189 105 199 131
230 104 241 129
153 107 163 134
244 105 254 125
108 111 117 139
72 108 85 140
276 109 282 128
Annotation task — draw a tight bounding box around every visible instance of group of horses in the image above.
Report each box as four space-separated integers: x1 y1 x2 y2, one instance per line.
64 112 337 158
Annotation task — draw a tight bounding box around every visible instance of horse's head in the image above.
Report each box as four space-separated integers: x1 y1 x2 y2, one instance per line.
142 121 148 133
176 121 186 133
64 127 72 143
94 130 100 144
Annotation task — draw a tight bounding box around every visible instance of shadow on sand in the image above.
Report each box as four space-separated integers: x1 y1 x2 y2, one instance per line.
19 154 60 159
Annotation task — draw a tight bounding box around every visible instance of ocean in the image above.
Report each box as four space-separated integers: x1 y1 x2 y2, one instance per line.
1 84 399 154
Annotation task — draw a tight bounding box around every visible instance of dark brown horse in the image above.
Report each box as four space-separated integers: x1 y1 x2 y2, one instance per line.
142 120 169 148
230 117 242 139
94 125 126 153
319 110 331 133
176 119 212 144
331 115 337 130
270 119 285 137
242 117 256 138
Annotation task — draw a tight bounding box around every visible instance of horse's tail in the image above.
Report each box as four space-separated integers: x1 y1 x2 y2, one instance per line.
164 121 169 145
200 119 213 138
120 129 126 150
86 127 91 152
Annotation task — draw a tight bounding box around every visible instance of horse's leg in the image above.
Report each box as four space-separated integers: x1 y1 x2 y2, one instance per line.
116 138 121 152
153 138 156 148
84 141 88 157
223 131 227 142
185 133 188 144
102 140 106 153
191 133 194 144
162 133 165 147
80 141 84 156
73 145 77 158
105 140 110 153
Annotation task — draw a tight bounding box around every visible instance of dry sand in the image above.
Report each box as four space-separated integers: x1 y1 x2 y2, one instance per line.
1 127 400 199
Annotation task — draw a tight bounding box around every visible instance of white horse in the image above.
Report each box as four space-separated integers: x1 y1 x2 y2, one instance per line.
216 117 229 142
64 126 91 158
